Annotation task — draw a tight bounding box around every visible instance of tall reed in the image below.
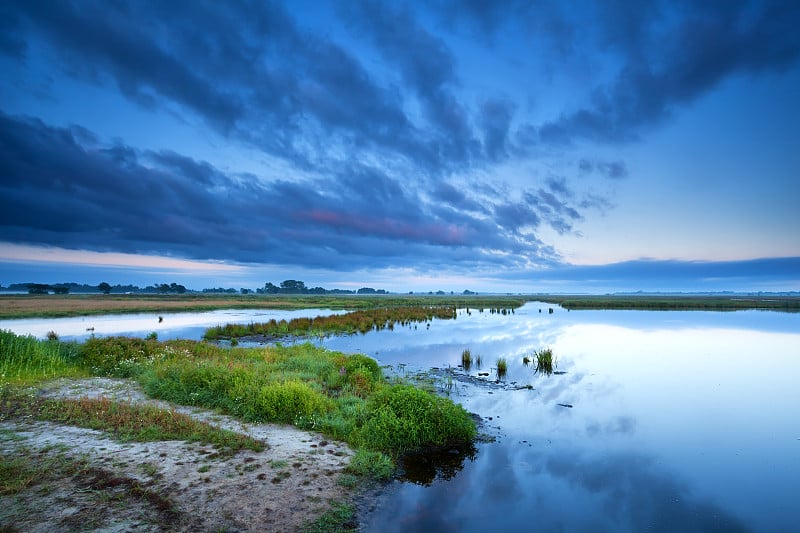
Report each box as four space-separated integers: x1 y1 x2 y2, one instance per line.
461 349 472 370
534 347 556 375
496 357 508 378
0 330 83 384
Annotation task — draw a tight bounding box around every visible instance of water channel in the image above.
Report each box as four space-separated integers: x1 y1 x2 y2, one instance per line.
2 303 798 531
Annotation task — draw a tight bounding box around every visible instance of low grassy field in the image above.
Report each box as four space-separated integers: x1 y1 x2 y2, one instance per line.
0 294 527 319
2 293 796 320
537 294 800 311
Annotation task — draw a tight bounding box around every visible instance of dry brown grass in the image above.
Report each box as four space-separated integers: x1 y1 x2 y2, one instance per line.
0 295 315 318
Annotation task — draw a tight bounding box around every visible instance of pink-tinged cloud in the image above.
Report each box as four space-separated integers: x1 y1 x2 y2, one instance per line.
300 210 469 246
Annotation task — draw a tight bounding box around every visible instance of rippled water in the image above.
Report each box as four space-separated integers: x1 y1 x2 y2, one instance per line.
4 303 798 531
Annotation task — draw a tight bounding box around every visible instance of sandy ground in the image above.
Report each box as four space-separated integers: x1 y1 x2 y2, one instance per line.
0 378 358 532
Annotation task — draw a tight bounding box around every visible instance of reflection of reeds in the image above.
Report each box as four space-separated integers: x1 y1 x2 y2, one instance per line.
475 354 482 368
496 357 508 379
534 347 556 376
522 355 531 366
461 349 472 371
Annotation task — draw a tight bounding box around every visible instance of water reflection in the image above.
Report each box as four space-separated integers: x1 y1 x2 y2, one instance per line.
397 443 478 486
345 304 800 532
0 308 346 341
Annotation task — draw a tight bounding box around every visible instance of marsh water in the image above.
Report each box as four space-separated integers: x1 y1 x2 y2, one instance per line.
3 303 799 531
0 308 346 342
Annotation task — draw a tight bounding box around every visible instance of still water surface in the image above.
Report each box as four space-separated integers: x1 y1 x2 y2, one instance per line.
2 303 798 531
316 304 799 533
0 308 344 341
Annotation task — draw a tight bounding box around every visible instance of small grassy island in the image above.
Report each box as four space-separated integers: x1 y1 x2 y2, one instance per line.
203 304 519 340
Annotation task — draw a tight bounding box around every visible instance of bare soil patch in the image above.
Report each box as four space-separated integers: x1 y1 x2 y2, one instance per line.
1 378 356 532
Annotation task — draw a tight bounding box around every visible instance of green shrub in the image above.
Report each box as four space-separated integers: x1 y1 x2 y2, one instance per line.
356 384 475 454
78 336 162 377
342 353 381 381
496 357 508 378
461 349 472 370
248 380 332 424
534 347 556 375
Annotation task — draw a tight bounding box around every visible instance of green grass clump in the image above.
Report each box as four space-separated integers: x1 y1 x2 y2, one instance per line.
78 336 165 377
355 384 476 455
496 357 508 378
346 449 394 480
242 380 333 424
303 501 357 533
534 347 556 375
0 330 85 385
461 349 472 371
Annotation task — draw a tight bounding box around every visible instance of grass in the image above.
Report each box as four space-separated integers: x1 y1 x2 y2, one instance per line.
0 329 87 385
534 347 556 375
0 294 527 319
303 501 357 533
0 445 90 495
0 389 265 454
537 294 800 312
1 331 477 478
461 349 472 370
346 449 394 479
1 293 796 321
204 305 463 340
496 357 508 379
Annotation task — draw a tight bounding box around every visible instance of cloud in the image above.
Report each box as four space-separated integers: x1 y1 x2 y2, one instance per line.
339 0 479 167
540 448 751 532
0 112 570 271
578 158 628 180
536 0 800 144
3 0 427 172
2 0 797 279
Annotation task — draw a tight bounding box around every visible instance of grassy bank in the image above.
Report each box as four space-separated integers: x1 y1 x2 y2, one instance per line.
0 294 527 319
0 331 476 477
537 294 800 312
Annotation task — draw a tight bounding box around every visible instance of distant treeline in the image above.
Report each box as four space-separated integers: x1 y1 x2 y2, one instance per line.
257 280 386 295
2 282 187 295
0 279 387 296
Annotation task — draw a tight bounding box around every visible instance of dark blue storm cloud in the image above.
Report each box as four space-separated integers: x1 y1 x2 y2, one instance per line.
0 112 562 269
1 0 798 275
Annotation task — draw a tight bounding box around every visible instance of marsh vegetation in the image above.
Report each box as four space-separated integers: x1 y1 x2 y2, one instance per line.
533 347 556 375
204 305 466 340
0 294 527 320
0 331 475 473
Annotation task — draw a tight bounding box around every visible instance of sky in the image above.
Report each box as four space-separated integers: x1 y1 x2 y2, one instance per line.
0 0 798 293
